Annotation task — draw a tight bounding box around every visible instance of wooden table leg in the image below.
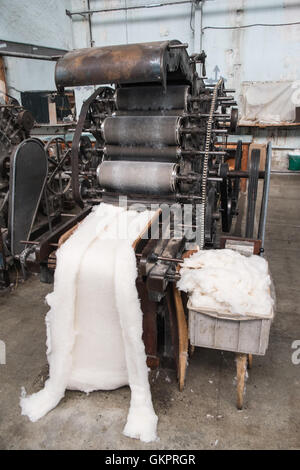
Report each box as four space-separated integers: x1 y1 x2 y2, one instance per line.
173 285 188 392
247 353 253 370
236 353 247 410
136 279 159 370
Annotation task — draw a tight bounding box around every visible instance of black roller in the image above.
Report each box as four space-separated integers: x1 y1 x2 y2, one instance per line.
102 116 181 146
115 85 189 111
105 145 180 161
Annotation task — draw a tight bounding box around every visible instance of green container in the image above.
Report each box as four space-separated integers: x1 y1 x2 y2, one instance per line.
288 154 300 171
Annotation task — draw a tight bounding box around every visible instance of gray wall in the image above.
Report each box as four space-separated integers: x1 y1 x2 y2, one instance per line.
71 0 201 52
70 0 300 87
0 0 73 101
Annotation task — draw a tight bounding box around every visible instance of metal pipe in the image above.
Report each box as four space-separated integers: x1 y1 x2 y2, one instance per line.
177 194 203 201
177 175 222 182
181 128 227 134
199 0 203 53
217 96 235 101
136 253 184 264
20 240 58 247
66 1 194 17
271 170 300 175
227 170 265 178
205 85 236 93
0 51 60 61
258 142 272 251
187 112 230 117
87 0 94 47
181 150 227 155
168 43 188 49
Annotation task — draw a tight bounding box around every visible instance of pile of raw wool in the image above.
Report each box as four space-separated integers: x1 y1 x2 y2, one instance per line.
177 249 273 317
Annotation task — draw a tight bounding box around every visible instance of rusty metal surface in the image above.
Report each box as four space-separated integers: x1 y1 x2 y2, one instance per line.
55 40 193 90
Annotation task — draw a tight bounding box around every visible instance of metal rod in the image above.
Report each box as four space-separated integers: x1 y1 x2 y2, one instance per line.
177 194 203 200
270 170 300 175
87 0 94 47
218 102 237 107
177 175 223 182
258 142 272 251
181 128 227 134
177 175 199 181
181 150 227 155
20 241 59 247
168 43 188 49
205 86 235 93
136 253 184 263
207 177 223 182
66 1 194 17
186 112 231 119
0 51 60 61
97 98 115 102
227 170 265 178
188 112 230 117
217 96 235 101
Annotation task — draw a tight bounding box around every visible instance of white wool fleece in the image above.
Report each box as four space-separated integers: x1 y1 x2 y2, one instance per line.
20 203 158 443
177 249 273 317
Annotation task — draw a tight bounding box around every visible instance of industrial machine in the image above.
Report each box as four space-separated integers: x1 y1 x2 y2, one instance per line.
0 96 34 227
0 98 76 288
0 96 37 288
2 41 271 382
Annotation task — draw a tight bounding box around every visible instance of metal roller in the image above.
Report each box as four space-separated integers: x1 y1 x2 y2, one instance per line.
55 41 193 91
105 145 180 161
97 161 178 194
102 116 182 146
115 85 189 111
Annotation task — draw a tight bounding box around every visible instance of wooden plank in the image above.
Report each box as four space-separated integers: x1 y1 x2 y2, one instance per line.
173 285 188 391
137 278 159 369
241 143 250 192
48 99 57 125
0 57 7 103
236 353 247 409
165 284 179 370
220 235 261 255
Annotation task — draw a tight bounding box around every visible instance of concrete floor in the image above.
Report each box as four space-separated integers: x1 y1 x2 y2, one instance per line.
0 174 299 450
